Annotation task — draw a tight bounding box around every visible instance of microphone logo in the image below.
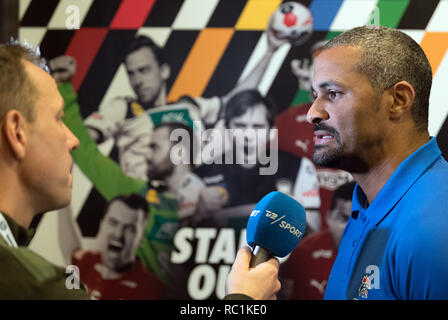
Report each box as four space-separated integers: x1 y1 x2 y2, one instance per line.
250 210 260 217
264 210 303 239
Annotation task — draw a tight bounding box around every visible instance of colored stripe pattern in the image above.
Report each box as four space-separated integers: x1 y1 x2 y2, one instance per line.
18 0 448 138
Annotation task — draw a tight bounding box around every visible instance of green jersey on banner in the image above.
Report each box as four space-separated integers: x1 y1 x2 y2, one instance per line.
60 82 180 284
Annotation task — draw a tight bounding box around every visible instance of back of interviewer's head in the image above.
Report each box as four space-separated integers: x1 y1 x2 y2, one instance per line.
0 41 48 122
323 26 432 132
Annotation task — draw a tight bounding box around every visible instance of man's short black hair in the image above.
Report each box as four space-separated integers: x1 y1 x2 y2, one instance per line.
104 193 149 220
224 89 277 128
125 35 166 66
330 181 356 210
324 26 432 132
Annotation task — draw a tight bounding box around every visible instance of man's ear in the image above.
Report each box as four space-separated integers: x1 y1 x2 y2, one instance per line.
2 110 28 160
388 81 415 121
160 63 171 82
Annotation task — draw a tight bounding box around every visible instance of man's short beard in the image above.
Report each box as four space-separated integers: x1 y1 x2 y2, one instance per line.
312 144 343 168
147 164 174 181
312 123 343 168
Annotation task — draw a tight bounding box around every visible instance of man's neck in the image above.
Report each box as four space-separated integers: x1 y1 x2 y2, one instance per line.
140 87 167 110
0 173 34 229
353 132 430 205
0 205 33 229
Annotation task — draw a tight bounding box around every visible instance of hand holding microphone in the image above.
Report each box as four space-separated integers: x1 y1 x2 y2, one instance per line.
226 246 281 300
225 191 306 300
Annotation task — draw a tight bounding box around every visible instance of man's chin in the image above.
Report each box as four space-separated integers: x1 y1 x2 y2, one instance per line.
312 149 342 168
137 94 154 106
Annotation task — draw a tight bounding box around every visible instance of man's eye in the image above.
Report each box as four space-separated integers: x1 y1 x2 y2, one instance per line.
328 90 341 100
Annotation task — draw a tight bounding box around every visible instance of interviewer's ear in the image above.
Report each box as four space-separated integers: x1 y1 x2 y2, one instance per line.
388 81 415 121
2 110 28 160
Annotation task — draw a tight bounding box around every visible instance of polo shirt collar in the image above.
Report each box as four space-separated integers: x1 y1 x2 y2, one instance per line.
352 137 441 226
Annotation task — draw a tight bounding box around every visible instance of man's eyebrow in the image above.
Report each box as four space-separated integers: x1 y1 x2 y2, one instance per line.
317 80 345 89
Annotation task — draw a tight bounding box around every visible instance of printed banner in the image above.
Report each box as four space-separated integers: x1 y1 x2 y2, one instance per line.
20 0 448 300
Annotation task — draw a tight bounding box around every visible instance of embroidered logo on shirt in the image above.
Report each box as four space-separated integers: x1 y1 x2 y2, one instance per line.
357 265 380 299
358 275 371 298
146 189 160 205
131 102 144 116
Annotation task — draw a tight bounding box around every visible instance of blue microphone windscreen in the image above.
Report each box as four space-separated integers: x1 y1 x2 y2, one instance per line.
246 191 306 257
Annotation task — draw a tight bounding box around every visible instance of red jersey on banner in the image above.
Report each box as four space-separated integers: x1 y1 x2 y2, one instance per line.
73 251 163 300
275 103 314 160
280 230 336 300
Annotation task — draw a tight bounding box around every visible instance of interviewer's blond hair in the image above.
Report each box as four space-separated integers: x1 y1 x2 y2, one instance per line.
0 41 49 121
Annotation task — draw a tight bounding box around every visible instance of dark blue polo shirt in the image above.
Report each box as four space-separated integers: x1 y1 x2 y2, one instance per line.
324 137 448 300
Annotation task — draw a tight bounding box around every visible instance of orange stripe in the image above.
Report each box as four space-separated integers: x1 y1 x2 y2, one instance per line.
235 0 282 30
420 32 448 76
167 28 234 102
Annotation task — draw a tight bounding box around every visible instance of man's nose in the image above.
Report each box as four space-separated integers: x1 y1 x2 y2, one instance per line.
306 98 329 124
132 72 144 87
65 124 80 151
111 225 125 239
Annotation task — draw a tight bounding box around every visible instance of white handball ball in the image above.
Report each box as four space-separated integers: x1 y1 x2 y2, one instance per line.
268 2 314 46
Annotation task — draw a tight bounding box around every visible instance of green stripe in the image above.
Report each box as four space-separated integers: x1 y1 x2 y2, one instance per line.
374 0 410 28
325 31 343 40
289 89 312 107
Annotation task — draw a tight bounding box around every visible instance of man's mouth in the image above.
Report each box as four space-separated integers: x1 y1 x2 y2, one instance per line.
137 88 151 96
108 240 123 254
314 130 335 145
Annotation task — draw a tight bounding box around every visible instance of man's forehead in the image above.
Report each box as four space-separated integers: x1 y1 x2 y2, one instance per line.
315 46 361 72
23 58 58 95
107 201 140 219
23 59 66 115
125 47 157 66
232 104 268 122
313 46 365 88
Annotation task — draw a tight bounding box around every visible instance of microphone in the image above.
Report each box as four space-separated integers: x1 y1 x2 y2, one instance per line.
246 191 306 268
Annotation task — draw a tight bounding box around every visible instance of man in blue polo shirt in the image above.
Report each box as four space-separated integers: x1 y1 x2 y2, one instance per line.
306 26 448 300
225 25 448 300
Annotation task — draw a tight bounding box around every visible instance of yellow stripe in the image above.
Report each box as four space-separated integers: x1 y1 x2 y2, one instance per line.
235 0 282 30
167 28 234 102
420 32 448 76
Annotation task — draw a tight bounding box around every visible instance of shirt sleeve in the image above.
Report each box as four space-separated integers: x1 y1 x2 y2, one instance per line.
83 98 128 143
59 82 146 201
